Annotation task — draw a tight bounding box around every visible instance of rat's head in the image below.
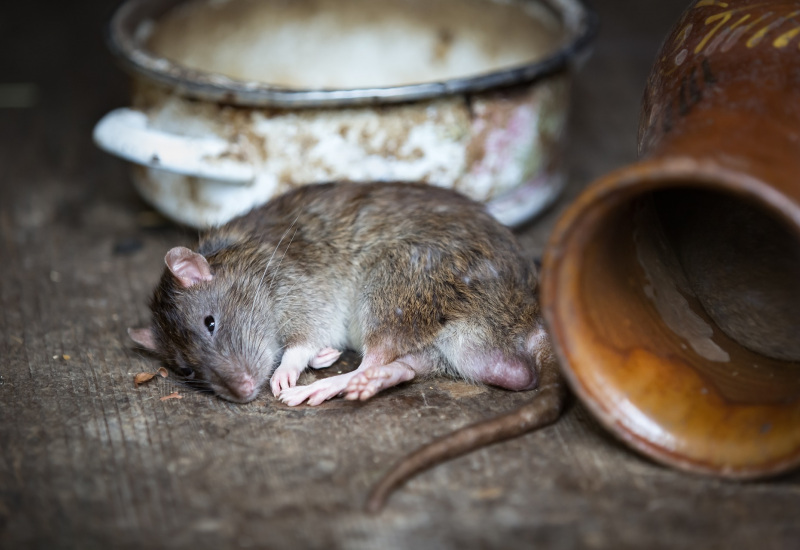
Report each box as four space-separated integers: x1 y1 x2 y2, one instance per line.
129 247 279 403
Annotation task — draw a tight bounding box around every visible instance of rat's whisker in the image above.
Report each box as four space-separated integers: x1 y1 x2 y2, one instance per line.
275 279 301 310
267 225 299 294
248 212 300 331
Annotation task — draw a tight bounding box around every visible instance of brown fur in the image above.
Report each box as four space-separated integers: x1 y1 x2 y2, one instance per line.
132 181 563 510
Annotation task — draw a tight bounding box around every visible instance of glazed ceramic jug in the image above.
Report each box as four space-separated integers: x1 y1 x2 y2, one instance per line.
542 0 800 477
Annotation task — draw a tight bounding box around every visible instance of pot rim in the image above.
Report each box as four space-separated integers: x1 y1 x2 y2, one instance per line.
106 0 597 108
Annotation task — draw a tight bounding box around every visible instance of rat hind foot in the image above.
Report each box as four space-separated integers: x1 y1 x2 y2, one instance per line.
279 370 359 406
344 353 434 401
344 360 416 401
279 350 433 406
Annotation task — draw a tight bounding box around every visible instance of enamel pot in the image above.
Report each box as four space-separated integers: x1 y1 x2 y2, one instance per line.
94 0 595 228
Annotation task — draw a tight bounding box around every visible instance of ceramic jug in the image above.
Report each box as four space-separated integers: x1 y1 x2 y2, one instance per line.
542 0 800 477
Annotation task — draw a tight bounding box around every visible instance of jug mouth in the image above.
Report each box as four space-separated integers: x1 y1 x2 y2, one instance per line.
105 0 597 108
542 156 800 478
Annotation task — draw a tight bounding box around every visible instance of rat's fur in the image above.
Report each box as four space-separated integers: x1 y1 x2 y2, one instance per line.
130 181 565 510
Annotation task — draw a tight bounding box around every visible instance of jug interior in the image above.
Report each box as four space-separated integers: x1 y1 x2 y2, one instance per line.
578 186 800 406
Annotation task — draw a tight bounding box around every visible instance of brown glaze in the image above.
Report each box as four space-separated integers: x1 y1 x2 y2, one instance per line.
542 0 800 477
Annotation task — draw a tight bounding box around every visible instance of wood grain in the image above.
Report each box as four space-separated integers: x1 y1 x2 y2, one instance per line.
1 1 799 549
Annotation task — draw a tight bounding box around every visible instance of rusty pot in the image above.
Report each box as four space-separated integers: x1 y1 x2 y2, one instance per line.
93 0 595 228
542 0 800 478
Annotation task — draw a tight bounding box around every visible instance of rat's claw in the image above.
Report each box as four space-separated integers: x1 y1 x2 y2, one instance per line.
270 365 301 397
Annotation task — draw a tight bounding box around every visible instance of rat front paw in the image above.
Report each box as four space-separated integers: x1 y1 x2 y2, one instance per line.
309 347 343 369
270 365 302 397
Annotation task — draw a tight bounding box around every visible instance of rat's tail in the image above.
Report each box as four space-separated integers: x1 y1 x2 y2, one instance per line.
364 349 566 513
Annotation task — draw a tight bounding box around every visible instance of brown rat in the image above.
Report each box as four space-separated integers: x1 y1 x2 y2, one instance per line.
129 181 565 510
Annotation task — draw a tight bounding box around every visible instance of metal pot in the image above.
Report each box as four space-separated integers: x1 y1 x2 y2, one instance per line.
542 0 800 478
93 0 595 228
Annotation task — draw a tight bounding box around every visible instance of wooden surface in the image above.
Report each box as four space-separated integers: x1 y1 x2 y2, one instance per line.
1 1 798 549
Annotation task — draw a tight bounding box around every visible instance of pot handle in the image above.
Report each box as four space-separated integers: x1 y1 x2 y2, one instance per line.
92 108 256 185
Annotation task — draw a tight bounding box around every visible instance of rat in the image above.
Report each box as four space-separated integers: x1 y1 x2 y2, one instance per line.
129 181 565 511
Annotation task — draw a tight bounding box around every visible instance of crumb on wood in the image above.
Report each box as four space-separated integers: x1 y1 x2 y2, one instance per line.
158 367 168 378
134 372 157 387
160 391 182 401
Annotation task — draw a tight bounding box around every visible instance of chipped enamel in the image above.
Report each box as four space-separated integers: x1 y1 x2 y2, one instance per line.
94 0 591 228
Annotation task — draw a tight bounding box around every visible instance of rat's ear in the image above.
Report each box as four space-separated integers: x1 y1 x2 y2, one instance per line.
128 327 157 351
165 247 213 288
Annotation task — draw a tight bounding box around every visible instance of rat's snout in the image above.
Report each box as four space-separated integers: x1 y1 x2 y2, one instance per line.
223 376 258 403
217 367 261 403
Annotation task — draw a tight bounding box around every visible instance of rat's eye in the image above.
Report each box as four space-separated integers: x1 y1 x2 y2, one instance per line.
179 366 196 379
204 315 216 334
